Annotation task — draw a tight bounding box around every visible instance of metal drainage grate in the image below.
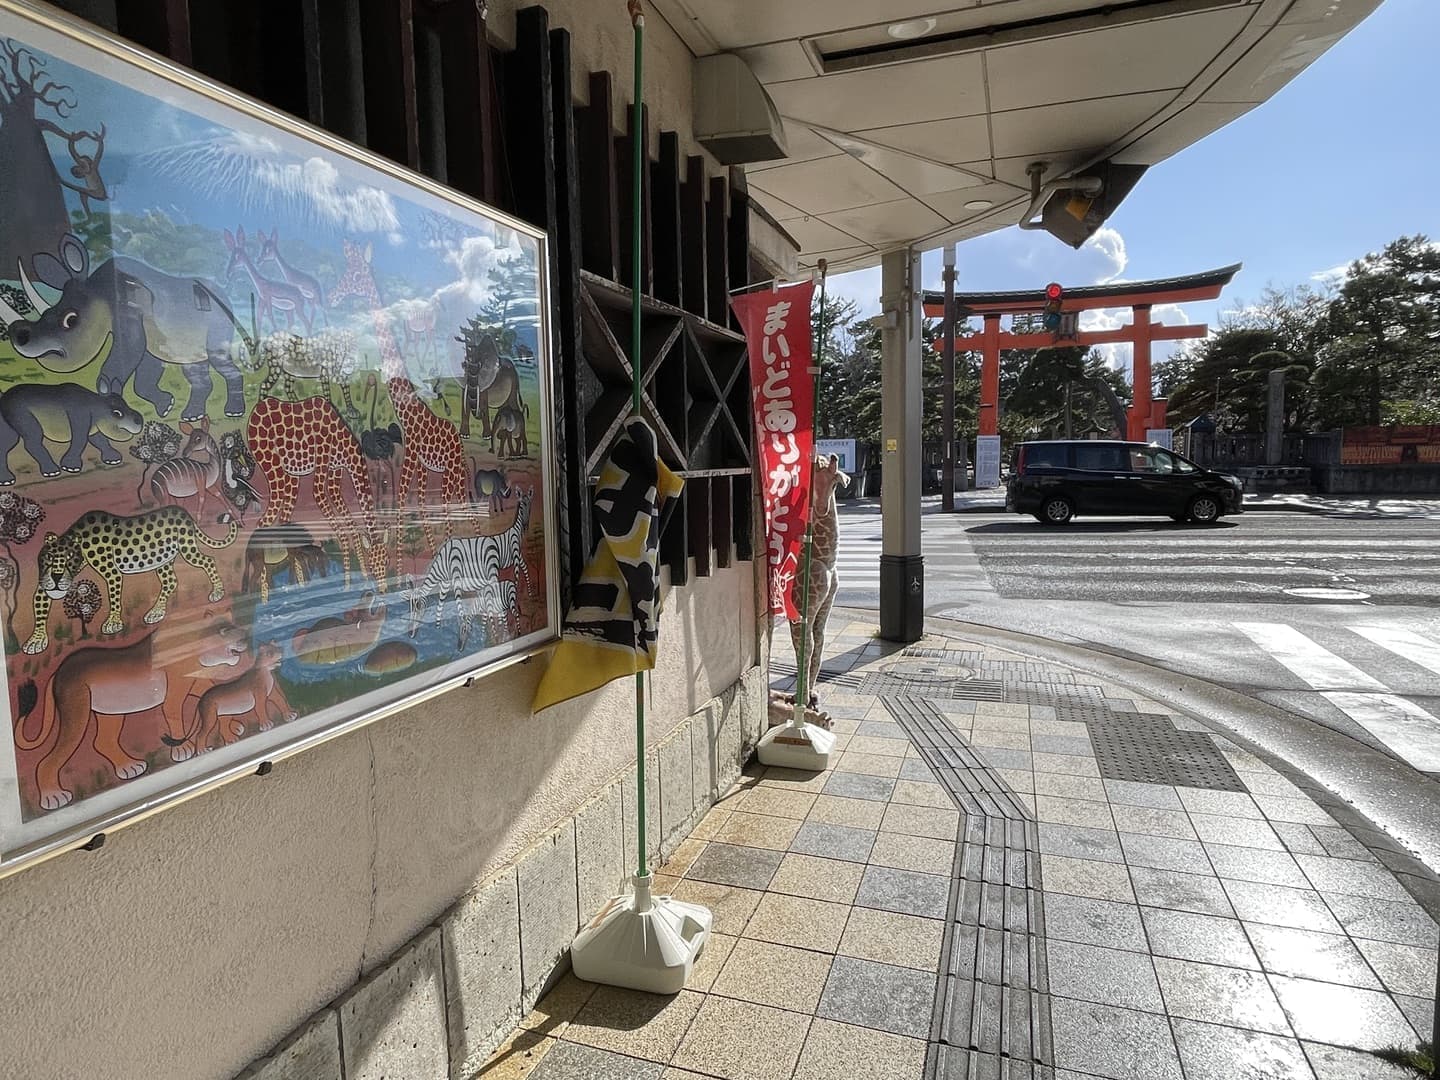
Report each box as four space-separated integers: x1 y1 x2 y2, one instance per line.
1086 721 1245 792
880 658 978 682
858 674 1006 700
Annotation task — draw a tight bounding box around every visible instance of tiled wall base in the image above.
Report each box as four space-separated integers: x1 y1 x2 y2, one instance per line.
237 666 767 1080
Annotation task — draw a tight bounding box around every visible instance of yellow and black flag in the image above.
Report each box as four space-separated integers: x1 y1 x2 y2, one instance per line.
532 417 682 712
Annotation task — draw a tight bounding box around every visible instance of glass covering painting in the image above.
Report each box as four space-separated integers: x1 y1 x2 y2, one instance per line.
0 3 557 871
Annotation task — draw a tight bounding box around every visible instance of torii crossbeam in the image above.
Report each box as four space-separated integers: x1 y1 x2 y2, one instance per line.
923 264 1241 441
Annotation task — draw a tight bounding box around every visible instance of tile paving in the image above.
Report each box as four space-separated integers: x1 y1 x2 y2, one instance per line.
482 621 1439 1080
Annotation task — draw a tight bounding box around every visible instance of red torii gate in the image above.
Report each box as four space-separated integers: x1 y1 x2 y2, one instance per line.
923 264 1241 441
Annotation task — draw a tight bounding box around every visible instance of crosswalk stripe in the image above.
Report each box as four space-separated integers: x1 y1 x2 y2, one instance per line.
1235 622 1440 772
1322 692 1440 772
1233 623 1387 691
1349 626 1440 678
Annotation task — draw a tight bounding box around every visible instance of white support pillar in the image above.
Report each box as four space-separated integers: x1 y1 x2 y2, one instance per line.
879 247 924 643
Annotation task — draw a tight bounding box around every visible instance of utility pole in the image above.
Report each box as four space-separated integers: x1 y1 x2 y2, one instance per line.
1064 380 1073 438
941 244 957 512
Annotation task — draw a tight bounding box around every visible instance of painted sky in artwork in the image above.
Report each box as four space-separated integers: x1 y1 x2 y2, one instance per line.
13 30 541 369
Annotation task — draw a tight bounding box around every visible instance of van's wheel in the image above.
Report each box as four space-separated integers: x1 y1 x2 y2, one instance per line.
1040 496 1075 525
1187 495 1222 524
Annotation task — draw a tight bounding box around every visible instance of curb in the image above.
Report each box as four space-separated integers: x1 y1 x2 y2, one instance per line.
842 497 1438 515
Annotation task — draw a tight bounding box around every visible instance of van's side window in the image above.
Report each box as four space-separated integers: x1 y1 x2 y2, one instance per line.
1024 444 1068 468
1074 445 1128 471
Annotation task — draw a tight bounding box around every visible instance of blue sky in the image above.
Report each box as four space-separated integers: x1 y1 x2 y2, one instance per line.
827 0 1436 374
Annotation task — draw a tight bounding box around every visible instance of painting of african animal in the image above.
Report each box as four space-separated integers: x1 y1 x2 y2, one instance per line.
0 2 557 873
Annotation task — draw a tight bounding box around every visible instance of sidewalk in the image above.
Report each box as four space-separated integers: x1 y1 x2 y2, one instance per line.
848 491 1440 517
480 620 1439 1080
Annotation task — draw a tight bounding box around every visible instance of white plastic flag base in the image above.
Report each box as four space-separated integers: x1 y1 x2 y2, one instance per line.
569 873 711 995
756 717 836 771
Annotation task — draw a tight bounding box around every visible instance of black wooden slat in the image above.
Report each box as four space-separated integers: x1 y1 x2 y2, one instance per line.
357 0 420 169
681 156 708 319
301 0 366 141
661 488 689 588
652 131 683 308
505 8 557 238
436 0 497 204
712 477 733 570
727 179 751 332
688 473 713 577
577 73 619 281
618 103 651 296
550 24 590 598
413 16 448 183
115 0 191 65
706 175 729 327
733 473 753 561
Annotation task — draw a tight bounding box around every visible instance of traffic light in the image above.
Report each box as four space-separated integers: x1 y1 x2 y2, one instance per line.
1043 282 1063 330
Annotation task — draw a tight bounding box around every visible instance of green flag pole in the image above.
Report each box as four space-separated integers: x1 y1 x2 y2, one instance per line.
629 0 648 884
567 2 711 995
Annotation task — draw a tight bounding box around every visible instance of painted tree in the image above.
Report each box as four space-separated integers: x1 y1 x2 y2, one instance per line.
0 38 108 278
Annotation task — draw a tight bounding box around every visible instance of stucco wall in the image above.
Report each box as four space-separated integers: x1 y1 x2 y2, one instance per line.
0 560 758 1080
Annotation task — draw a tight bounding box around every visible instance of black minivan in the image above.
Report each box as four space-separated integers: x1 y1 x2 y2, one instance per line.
1006 440 1244 525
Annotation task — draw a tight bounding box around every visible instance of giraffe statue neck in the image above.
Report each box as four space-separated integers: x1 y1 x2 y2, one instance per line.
813 490 840 561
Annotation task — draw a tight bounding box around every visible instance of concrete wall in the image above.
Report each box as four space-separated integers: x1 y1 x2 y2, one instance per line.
1318 464 1440 495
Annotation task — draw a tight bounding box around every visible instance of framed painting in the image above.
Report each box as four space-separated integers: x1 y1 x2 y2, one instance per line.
0 0 558 875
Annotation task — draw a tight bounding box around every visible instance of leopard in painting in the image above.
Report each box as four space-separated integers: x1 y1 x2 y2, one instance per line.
23 506 239 653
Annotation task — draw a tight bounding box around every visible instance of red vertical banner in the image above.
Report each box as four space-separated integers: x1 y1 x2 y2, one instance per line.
732 282 817 620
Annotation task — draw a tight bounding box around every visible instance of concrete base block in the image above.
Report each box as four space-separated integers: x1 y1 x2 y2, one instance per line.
692 702 719 806
339 929 447 1080
575 782 626 924
715 688 743 793
659 727 695 856
235 1009 342 1080
517 821 580 1008
443 868 522 1079
739 665 766 748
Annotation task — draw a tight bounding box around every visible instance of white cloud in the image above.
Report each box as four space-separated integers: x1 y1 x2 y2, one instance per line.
141 137 401 234
1310 263 1350 287
1083 227 1128 284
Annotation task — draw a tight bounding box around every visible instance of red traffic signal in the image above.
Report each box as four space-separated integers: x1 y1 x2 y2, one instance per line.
1043 282 1064 329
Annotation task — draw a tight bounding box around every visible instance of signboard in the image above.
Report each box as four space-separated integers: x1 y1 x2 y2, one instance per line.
1146 429 1174 450
732 282 816 620
816 438 857 473
1342 426 1440 465
975 436 1002 489
0 3 558 874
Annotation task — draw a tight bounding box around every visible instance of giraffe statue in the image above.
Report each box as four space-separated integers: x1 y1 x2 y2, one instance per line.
247 396 388 591
329 240 468 551
770 453 850 728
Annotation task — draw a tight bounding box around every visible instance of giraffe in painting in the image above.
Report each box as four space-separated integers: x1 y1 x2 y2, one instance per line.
770 454 850 728
246 396 388 591
329 240 468 551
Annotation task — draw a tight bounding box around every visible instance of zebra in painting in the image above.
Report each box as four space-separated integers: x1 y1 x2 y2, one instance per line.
492 484 535 598
405 486 534 646
457 575 518 649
